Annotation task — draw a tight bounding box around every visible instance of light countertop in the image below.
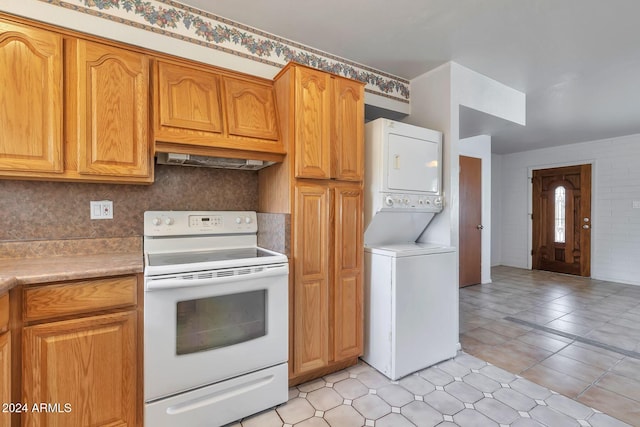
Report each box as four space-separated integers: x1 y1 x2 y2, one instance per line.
0 237 144 293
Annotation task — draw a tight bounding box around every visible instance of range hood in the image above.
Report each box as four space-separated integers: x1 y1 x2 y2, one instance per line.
156 153 275 171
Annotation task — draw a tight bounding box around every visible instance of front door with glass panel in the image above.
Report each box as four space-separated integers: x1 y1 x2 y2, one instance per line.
532 164 592 276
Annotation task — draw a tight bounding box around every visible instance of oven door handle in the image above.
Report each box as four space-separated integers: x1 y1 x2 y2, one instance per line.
145 264 288 291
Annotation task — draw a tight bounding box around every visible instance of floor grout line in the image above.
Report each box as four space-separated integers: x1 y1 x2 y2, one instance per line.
504 316 640 360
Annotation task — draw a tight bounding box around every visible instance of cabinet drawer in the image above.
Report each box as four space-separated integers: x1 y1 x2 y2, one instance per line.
24 276 137 322
0 293 8 332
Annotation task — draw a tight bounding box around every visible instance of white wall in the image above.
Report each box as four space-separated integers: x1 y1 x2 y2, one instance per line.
406 63 454 246
407 62 526 249
459 135 492 284
491 153 503 266
496 133 640 285
451 64 526 126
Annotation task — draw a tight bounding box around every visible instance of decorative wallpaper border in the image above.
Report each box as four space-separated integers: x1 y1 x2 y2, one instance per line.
38 0 410 103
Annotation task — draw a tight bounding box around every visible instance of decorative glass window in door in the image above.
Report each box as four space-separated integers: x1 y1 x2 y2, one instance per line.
554 186 566 243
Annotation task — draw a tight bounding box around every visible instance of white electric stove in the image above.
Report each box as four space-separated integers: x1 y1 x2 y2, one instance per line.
143 211 289 427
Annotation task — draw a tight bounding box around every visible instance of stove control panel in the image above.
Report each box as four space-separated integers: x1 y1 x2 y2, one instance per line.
189 215 224 228
144 211 257 236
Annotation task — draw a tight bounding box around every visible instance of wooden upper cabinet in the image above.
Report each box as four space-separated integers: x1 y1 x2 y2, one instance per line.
153 59 284 159
71 39 151 180
275 63 364 181
0 20 63 174
223 76 279 141
155 60 223 136
293 67 332 179
332 77 364 181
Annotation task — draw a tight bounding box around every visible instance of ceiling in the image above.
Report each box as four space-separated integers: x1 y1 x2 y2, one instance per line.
179 0 640 154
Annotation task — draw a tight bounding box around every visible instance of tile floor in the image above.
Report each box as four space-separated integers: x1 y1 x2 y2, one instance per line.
226 352 627 427
225 266 638 426
460 266 640 425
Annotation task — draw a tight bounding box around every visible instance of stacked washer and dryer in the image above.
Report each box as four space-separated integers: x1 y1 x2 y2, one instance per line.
362 118 458 380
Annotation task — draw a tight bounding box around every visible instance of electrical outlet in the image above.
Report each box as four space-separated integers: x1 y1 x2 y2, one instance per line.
90 200 113 219
633 201 640 209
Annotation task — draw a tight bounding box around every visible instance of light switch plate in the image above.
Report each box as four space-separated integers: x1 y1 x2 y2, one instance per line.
633 201 640 209
90 200 113 219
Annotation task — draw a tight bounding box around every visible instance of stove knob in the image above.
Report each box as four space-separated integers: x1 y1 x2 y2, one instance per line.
244 216 252 224
164 217 174 226
235 217 242 224
152 217 162 226
384 196 394 206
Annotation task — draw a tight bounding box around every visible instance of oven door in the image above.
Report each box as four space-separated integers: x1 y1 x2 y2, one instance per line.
144 262 288 402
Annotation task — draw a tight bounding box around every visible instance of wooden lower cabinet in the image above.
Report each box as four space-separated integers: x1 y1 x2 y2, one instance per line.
291 182 363 383
0 291 10 427
332 185 364 361
0 331 10 427
22 310 137 427
293 184 330 374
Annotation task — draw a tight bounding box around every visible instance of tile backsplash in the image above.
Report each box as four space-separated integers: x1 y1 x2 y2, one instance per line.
0 165 258 242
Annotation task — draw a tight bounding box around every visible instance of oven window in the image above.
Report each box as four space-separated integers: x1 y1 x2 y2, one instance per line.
176 290 266 355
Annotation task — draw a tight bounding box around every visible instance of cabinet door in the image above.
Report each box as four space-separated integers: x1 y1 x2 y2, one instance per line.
294 67 331 179
23 310 137 427
0 331 9 427
293 184 330 374
333 185 364 360
73 40 150 178
332 78 364 181
156 60 223 135
223 76 279 141
0 21 63 173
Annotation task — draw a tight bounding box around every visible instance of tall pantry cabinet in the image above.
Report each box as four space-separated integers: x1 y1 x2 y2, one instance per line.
259 62 364 385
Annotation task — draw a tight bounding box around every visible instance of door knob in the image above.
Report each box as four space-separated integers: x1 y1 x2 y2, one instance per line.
583 224 590 229
477 224 484 230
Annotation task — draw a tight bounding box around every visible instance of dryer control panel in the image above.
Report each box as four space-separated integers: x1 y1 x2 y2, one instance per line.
381 193 443 211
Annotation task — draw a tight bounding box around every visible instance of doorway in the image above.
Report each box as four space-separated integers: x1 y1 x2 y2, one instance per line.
459 155 482 287
531 164 592 276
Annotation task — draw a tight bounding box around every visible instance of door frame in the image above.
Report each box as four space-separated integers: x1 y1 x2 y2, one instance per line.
527 160 596 271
